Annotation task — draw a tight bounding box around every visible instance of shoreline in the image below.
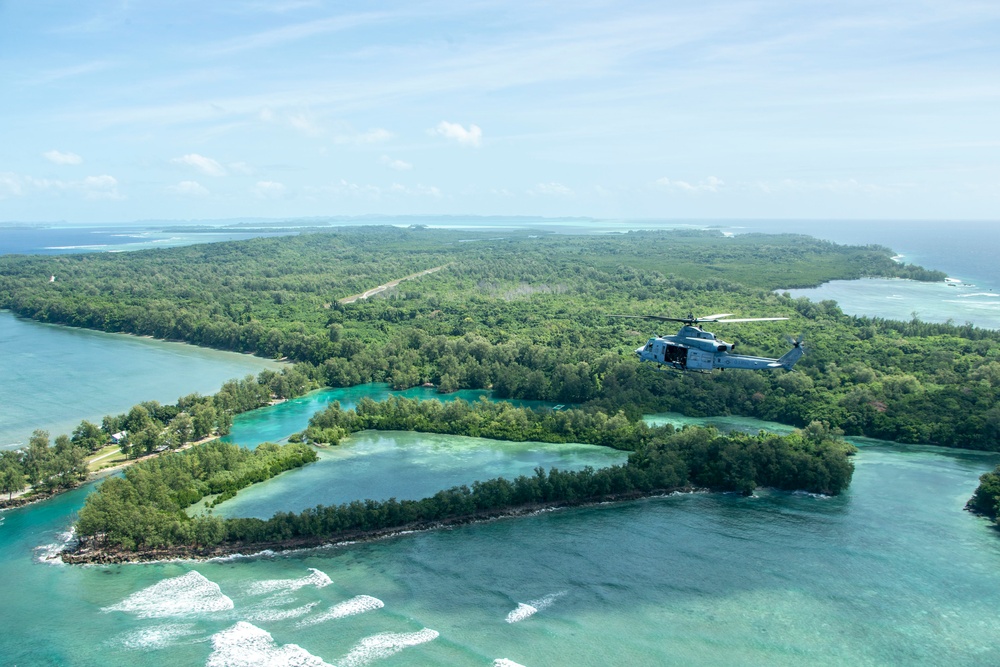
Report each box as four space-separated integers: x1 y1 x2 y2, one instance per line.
0 433 225 513
60 487 704 564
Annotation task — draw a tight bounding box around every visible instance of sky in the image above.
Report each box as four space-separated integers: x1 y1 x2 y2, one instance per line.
1 0 998 223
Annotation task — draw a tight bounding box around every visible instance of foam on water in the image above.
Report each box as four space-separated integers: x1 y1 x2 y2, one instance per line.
210 549 277 563
246 568 332 595
504 603 537 624
245 601 320 622
493 660 527 667
33 528 76 565
207 621 332 667
336 628 439 667
505 592 565 623
114 623 199 651
103 570 234 618
297 595 385 627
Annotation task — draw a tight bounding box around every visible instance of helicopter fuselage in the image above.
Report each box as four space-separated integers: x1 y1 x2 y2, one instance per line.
636 325 802 371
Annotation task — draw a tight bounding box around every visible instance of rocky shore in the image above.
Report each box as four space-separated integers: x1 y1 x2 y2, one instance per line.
60 488 702 564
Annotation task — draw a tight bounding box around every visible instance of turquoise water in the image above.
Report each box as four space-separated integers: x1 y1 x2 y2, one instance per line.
3 408 1000 665
0 311 281 449
784 278 1000 330
220 383 551 449
214 430 628 519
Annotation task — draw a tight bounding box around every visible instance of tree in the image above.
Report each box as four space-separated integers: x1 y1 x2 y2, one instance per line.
72 420 106 452
0 452 26 500
166 413 195 449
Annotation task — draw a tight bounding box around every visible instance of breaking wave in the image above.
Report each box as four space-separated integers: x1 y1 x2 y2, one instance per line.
244 601 320 622
296 595 384 627
337 628 439 667
494 660 527 667
245 567 332 595
505 592 565 623
103 570 234 618
207 621 332 667
34 528 77 564
114 623 199 651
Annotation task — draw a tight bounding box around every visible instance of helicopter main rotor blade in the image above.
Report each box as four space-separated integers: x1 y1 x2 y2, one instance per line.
608 314 689 323
698 313 733 321
712 317 789 323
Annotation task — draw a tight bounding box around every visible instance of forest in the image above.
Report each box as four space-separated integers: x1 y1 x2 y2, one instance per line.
3 227 996 453
70 399 854 556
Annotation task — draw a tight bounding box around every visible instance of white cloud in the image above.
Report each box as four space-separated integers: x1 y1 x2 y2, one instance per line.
0 173 24 198
168 180 209 197
656 176 724 193
0 172 122 200
288 112 323 137
43 150 83 165
380 155 412 171
228 161 254 175
80 174 122 199
432 121 482 147
529 182 573 196
389 183 442 197
254 181 287 198
172 153 227 177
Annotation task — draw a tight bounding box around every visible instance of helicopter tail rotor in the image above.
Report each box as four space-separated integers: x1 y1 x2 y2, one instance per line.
778 335 806 369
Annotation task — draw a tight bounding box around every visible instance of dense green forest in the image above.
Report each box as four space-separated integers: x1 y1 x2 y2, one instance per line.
71 400 853 555
74 440 317 551
3 226 998 451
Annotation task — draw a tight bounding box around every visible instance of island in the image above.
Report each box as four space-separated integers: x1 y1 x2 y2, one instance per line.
63 399 854 563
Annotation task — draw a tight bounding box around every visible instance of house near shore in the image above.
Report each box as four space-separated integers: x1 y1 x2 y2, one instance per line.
110 431 127 444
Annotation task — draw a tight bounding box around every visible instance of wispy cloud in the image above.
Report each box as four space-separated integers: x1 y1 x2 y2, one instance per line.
389 183 442 198
204 12 392 56
432 121 482 147
380 155 412 171
254 181 287 198
172 154 227 177
43 150 83 165
0 172 123 200
656 176 725 193
529 182 573 196
168 180 210 197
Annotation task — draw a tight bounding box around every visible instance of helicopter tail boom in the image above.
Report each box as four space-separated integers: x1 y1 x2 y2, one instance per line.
774 339 805 370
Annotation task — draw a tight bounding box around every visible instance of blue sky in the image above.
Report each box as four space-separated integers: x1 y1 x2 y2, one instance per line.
1 0 998 222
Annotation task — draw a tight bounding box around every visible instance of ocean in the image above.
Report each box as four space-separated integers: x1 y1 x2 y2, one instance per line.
2 219 1000 666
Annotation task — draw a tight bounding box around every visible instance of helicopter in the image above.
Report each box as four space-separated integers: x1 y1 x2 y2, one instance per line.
613 313 804 372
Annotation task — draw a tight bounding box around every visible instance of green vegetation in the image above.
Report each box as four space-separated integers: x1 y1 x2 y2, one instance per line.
968 467 1000 521
72 399 853 554
4 227 990 452
0 430 87 499
75 441 317 551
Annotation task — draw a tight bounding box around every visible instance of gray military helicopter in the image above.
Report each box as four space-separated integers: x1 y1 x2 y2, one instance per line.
614 313 804 372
